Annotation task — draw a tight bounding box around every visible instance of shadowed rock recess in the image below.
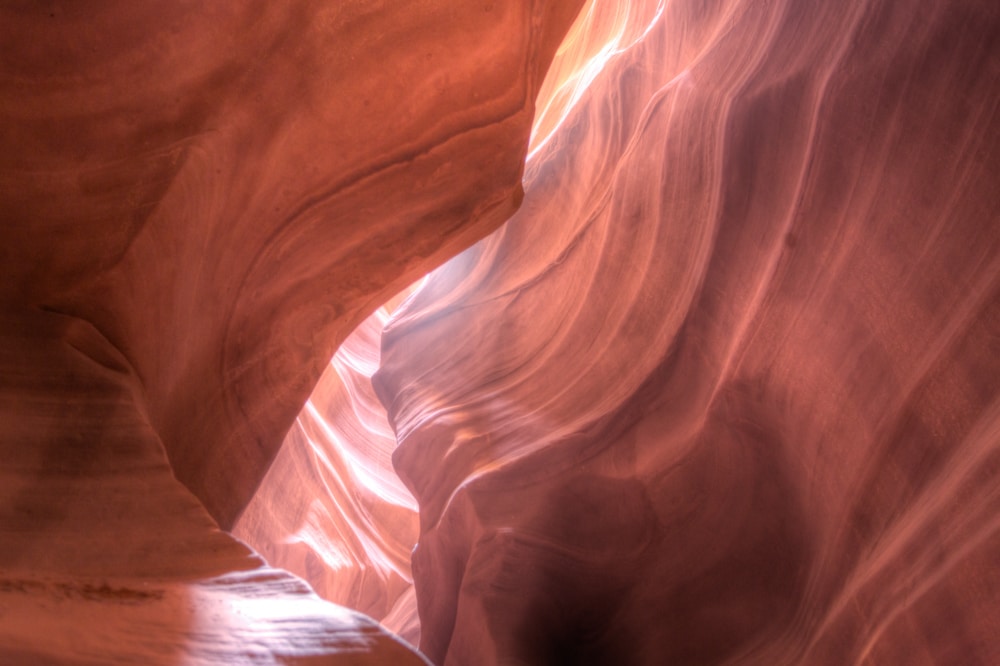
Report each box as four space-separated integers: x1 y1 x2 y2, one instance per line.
2 0 999 664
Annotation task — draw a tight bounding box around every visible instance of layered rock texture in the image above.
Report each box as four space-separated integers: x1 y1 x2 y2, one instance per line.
234 304 422 646
2 0 999 663
370 0 1000 663
0 0 578 662
0 309 429 664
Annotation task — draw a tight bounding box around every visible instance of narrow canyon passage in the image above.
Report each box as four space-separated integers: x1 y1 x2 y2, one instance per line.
240 0 1000 663
2 0 1000 664
234 301 423 646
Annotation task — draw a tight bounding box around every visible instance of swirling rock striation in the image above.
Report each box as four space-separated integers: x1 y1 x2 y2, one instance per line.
235 304 422 645
0 0 582 529
375 0 1000 663
0 309 429 664
0 0 582 662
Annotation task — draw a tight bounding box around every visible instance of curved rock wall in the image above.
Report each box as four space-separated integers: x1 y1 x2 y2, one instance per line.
0 309 429 664
3 0 999 662
235 304 421 645
0 0 582 529
374 0 1000 663
0 1 582 662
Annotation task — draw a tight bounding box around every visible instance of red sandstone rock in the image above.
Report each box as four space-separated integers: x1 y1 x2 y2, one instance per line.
374 0 1000 663
0 0 582 529
235 305 421 645
0 309 428 664
3 0 1000 662
0 1 580 662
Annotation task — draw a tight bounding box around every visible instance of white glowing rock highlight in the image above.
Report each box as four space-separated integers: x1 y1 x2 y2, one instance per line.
234 304 420 643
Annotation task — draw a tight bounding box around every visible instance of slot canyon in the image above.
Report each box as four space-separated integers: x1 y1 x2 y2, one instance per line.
1 0 999 663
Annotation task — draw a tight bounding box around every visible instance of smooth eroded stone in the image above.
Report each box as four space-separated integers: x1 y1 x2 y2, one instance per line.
375 0 1000 663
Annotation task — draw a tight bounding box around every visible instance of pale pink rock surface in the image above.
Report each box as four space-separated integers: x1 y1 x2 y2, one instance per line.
3 0 1000 662
374 0 1000 663
235 305 421 645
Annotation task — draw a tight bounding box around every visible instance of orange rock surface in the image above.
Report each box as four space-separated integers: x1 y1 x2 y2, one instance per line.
234 305 422 646
0 1 579 662
2 0 999 663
